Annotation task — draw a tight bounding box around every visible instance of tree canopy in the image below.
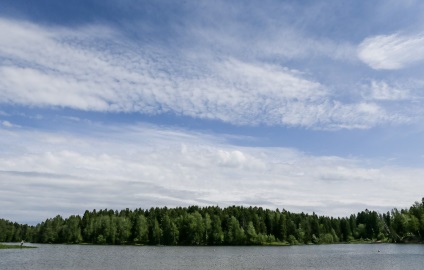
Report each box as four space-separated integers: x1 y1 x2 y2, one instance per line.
2 198 424 245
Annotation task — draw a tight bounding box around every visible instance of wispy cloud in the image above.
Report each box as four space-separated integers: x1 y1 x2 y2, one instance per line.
0 18 406 130
2 120 12 127
185 13 357 63
358 32 424 70
366 81 411 101
358 79 424 124
2 0 424 227
1 123 423 223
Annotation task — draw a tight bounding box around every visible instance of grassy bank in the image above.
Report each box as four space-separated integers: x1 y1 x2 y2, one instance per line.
0 243 36 249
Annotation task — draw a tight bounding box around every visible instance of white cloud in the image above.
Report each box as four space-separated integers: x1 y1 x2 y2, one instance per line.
184 2 358 63
0 18 405 130
358 32 424 70
2 120 12 127
1 123 423 223
1 120 19 128
364 80 411 101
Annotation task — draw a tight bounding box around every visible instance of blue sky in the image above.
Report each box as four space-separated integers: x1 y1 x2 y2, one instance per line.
1 0 424 224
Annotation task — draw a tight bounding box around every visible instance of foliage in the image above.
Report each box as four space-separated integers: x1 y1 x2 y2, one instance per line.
2 198 424 245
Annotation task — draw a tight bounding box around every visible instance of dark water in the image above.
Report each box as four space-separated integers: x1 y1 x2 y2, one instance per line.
1 243 424 270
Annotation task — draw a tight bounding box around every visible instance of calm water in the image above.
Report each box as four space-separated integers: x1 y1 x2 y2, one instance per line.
1 243 424 270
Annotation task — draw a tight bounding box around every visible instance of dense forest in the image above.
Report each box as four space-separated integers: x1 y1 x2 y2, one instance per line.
1 198 423 245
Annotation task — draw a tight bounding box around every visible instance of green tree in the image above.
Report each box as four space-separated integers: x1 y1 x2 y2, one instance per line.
161 214 179 245
151 218 161 245
279 212 288 242
204 213 212 244
246 221 258 244
115 216 131 244
40 215 64 243
311 214 320 240
82 210 95 243
62 215 82 243
340 218 351 242
356 223 367 239
391 209 407 239
225 216 245 244
210 215 224 245
134 214 149 244
192 212 205 245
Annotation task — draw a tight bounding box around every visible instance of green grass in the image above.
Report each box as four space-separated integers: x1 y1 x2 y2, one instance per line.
262 241 290 246
0 243 36 249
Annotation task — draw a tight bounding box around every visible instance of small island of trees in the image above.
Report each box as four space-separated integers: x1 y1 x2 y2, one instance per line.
1 198 423 246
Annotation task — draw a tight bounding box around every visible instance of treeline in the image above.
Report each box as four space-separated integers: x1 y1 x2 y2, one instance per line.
1 198 424 245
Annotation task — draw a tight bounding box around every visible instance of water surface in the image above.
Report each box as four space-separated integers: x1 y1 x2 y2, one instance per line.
1 243 423 270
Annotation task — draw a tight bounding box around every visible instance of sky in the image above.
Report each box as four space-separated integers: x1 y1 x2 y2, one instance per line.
1 0 424 225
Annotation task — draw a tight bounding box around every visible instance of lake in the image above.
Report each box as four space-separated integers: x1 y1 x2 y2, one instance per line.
1 243 423 269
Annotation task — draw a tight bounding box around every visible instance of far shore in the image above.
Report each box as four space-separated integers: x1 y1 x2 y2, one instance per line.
0 243 37 249
6 239 421 247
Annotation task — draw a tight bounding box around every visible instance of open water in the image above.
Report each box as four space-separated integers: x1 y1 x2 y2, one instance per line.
1 243 424 270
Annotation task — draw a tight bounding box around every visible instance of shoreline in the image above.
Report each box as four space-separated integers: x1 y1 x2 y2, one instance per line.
0 243 37 249
5 239 422 248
